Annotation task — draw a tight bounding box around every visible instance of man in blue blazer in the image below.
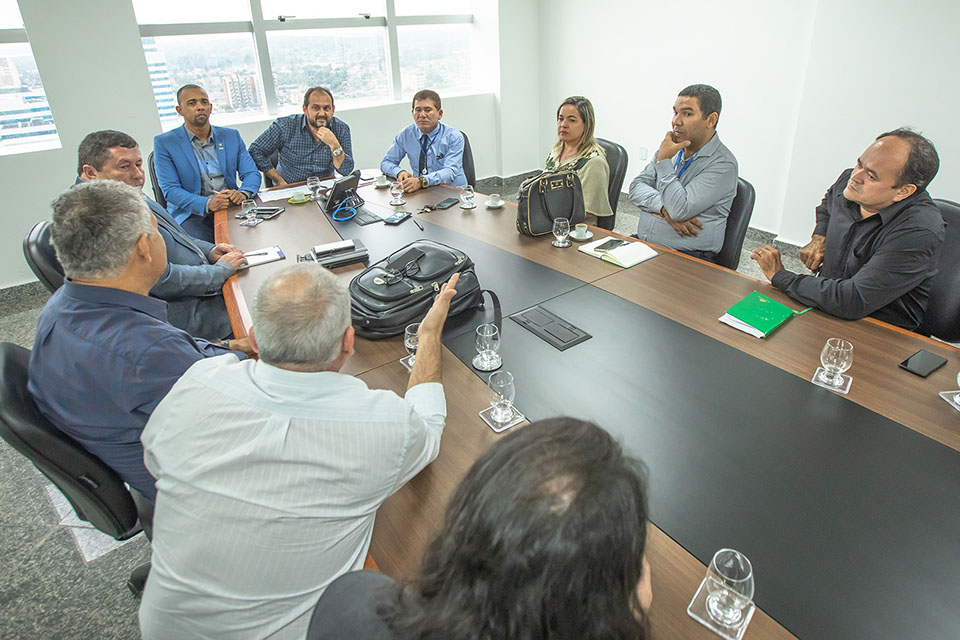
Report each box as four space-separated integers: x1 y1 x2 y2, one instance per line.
77 130 246 340
152 84 261 242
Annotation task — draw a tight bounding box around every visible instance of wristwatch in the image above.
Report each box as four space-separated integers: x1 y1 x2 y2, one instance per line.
419 176 428 189
220 339 231 349
332 147 343 157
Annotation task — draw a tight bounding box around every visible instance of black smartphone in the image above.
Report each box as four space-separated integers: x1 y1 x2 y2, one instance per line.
235 206 284 219
899 349 948 377
384 211 411 225
435 197 459 209
594 238 626 253
386 247 425 271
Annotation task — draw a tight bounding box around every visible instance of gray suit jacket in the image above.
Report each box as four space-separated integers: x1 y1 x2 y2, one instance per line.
144 196 234 340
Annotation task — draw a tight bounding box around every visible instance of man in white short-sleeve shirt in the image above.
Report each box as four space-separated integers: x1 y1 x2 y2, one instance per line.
139 264 459 640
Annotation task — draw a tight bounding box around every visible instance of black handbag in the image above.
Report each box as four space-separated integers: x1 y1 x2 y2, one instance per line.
349 240 499 339
516 157 588 236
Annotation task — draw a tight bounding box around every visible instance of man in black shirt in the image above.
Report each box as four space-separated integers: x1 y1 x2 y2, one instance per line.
751 129 944 331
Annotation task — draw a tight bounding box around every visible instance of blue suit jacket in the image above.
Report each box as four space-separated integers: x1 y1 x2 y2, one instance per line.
152 124 261 224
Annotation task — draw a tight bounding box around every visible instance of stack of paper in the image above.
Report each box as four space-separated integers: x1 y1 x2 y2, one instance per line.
719 290 809 338
577 237 658 268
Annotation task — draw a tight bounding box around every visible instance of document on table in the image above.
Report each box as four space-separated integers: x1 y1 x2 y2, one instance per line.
238 245 285 269
259 181 335 202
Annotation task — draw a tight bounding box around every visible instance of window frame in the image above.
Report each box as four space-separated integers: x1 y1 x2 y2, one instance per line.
136 0 474 117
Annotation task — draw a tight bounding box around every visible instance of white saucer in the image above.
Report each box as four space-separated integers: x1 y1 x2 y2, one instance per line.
485 200 505 209
569 230 594 242
374 183 390 189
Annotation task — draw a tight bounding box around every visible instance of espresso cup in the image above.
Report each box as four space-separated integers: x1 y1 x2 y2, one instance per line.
574 223 588 237
489 193 503 205
375 175 389 186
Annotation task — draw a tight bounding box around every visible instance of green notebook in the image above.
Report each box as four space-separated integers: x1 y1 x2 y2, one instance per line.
719 290 810 338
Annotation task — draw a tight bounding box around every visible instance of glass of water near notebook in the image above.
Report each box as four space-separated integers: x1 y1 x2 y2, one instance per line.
940 370 960 411
687 548 756 640
479 371 525 432
577 236 658 267
719 290 810 338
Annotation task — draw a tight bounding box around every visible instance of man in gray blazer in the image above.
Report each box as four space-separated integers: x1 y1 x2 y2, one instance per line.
76 130 245 340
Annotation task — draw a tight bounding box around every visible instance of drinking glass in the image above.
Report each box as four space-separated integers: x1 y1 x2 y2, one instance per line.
306 176 321 200
389 181 406 206
239 199 260 227
472 323 502 371
402 323 419 368
488 371 515 424
459 185 476 209
704 549 755 628
552 217 571 247
818 338 853 387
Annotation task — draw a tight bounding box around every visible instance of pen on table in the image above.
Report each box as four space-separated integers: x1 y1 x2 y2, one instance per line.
412 218 424 231
245 250 270 257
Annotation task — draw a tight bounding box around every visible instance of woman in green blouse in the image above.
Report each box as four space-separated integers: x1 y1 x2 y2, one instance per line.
545 95 614 228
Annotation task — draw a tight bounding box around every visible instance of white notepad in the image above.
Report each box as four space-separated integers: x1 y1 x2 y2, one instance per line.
238 245 285 269
578 237 658 268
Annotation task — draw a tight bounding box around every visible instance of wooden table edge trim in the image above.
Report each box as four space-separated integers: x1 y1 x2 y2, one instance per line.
592 225 958 354
214 209 252 340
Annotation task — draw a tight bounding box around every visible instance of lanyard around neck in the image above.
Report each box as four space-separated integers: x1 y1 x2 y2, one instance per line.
674 148 698 179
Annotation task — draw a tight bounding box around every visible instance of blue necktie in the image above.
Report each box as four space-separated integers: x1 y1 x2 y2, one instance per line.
418 134 429 176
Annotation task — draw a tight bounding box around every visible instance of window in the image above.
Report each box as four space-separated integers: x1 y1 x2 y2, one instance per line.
397 25 473 96
0 1 61 155
143 35 266 130
136 1 485 126
266 28 389 113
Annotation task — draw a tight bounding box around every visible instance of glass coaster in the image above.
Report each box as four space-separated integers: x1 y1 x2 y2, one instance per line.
811 367 852 394
239 217 264 227
459 203 476 209
479 406 525 433
472 353 502 372
939 390 960 412
399 355 415 372
686 577 756 640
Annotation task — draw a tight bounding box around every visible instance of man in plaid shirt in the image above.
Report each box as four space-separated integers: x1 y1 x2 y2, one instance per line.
249 86 354 185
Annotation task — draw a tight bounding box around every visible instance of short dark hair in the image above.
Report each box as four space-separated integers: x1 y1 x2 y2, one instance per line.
412 89 441 110
77 130 138 176
383 417 652 639
876 128 940 190
176 84 204 105
679 84 722 123
303 86 334 107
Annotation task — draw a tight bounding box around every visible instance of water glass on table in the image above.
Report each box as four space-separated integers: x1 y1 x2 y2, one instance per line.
306 176 321 200
472 323 502 371
459 185 476 209
687 548 756 639
487 371 515 424
552 217 571 247
400 322 419 371
389 180 406 206
239 199 261 227
939 370 960 411
815 337 853 391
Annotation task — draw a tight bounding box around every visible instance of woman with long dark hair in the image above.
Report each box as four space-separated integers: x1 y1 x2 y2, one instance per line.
308 417 654 639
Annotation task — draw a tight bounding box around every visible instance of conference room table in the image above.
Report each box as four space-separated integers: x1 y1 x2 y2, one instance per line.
215 177 960 640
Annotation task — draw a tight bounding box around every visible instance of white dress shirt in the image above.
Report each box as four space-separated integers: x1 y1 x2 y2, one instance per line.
138 354 446 640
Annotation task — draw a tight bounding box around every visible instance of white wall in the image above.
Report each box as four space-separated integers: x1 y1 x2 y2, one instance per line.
537 0 818 235
778 0 960 244
1 0 501 289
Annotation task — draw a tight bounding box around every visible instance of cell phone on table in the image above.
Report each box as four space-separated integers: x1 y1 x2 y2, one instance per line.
235 206 284 219
594 238 626 253
435 197 458 209
384 211 412 225
898 349 948 377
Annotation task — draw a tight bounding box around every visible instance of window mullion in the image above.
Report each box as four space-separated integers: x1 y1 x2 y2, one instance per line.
384 0 402 101
248 0 277 115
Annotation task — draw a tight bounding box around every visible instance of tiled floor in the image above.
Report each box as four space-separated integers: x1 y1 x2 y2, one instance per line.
0 190 831 639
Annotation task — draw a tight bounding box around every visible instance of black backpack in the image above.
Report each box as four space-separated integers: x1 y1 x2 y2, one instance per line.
349 240 498 339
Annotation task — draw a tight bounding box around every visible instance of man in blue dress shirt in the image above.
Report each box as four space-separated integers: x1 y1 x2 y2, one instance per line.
77 130 245 340
381 89 467 193
152 84 261 243
249 86 354 186
27 181 254 503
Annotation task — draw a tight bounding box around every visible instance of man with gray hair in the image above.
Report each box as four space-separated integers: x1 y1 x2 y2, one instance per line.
28 181 252 505
139 265 459 640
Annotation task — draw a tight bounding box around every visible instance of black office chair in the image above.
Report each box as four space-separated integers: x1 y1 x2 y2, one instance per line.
0 342 153 595
595 138 628 231
147 150 167 209
22 221 64 294
918 199 960 342
262 150 280 188
714 177 756 271
460 131 476 188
